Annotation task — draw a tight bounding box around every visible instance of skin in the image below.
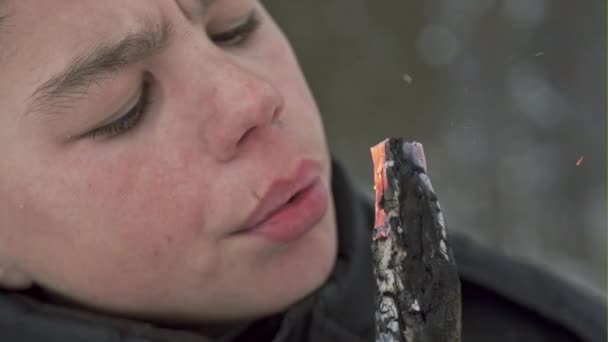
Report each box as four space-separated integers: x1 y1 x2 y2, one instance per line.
0 0 337 325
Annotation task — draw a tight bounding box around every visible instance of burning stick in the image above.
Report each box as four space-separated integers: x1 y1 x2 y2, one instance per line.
370 139 461 342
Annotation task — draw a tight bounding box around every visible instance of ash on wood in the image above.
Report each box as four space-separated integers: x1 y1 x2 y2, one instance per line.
370 138 461 342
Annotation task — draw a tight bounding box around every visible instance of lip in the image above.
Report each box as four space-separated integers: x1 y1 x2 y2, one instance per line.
239 160 329 242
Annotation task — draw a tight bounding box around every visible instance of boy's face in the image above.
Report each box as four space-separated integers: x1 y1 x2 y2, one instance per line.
0 0 337 323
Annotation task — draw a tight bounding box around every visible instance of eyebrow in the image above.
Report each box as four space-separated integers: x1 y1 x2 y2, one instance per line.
29 20 172 115
179 0 217 21
198 0 216 9
0 1 9 28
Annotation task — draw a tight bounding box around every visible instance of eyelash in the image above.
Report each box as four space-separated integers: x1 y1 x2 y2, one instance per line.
210 11 261 46
86 12 261 139
86 80 152 139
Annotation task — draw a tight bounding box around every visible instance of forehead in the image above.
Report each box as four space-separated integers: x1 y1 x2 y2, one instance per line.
0 0 220 53
15 1 158 34
0 1 166 103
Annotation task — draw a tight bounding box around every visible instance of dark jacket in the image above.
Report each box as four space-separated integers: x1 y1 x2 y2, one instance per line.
0 160 605 341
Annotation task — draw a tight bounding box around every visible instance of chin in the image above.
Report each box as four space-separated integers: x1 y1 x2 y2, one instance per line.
198 196 338 322
256 207 338 317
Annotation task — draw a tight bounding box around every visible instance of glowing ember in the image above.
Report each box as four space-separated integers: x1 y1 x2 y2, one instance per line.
370 140 388 239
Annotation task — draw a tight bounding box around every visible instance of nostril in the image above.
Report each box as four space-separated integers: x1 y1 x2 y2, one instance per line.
237 126 255 146
271 101 283 123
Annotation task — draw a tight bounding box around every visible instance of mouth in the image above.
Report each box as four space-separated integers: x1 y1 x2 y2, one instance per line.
237 159 329 242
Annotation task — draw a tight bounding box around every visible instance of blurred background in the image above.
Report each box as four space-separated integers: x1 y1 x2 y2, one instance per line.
266 0 606 296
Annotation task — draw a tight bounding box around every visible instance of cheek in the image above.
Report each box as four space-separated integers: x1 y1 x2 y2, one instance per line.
23 149 223 298
263 20 325 128
2 136 241 304
75 151 214 246
21 145 222 285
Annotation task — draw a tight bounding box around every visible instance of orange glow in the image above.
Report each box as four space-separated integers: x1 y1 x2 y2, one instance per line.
371 140 388 235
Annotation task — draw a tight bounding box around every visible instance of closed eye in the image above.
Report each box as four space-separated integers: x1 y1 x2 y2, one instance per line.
85 79 152 139
210 10 261 47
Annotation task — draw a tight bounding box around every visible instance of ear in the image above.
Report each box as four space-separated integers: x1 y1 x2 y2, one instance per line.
0 266 33 290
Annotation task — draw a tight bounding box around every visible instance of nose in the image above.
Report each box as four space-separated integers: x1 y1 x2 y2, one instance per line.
204 62 283 162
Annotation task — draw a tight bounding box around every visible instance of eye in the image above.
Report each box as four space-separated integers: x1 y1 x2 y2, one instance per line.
85 80 152 139
210 11 261 47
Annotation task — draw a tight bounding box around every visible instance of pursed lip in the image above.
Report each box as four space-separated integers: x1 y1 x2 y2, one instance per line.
240 159 323 231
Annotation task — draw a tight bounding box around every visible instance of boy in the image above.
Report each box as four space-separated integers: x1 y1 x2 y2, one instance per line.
0 1 604 341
